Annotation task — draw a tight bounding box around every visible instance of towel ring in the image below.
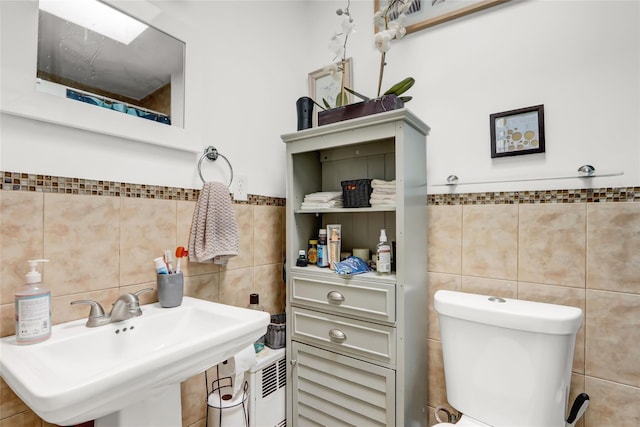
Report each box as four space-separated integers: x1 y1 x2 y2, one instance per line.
197 146 234 186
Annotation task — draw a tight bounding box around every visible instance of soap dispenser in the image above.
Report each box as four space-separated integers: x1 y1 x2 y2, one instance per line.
15 259 51 345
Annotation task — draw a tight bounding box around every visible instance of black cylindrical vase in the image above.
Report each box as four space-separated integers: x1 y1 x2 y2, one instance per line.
296 96 314 130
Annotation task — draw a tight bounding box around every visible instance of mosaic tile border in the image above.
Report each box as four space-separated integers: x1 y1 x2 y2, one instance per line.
428 187 640 205
1 171 286 206
3 171 638 205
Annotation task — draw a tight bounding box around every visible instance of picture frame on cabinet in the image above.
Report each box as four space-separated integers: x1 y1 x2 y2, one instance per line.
308 58 353 126
373 0 509 35
490 104 545 158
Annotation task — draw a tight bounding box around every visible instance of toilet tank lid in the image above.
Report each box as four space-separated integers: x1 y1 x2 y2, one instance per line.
434 290 583 335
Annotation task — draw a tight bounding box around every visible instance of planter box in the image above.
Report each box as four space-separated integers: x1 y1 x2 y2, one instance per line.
318 95 404 126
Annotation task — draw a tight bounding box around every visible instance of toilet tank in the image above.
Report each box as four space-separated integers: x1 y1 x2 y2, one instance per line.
434 290 583 427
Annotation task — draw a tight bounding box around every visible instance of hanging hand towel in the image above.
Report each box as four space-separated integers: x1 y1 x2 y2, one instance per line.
189 182 239 265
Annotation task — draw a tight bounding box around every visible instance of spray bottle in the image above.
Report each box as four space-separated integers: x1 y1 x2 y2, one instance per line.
15 259 51 345
376 230 391 275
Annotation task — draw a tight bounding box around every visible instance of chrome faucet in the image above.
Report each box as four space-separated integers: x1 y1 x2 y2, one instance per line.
71 288 153 327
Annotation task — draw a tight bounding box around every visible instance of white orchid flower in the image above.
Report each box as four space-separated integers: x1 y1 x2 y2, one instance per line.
342 16 356 35
373 10 386 27
374 31 392 53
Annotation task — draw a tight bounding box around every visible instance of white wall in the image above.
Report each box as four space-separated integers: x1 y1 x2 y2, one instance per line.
1 0 639 196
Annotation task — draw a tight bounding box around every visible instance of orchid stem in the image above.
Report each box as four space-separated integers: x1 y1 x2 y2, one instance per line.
377 52 386 98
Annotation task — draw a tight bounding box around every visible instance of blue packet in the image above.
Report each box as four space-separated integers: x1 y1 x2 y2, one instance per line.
333 256 371 275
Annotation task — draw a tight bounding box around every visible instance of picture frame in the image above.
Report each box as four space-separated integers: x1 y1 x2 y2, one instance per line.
490 104 545 158
374 0 509 35
308 58 353 126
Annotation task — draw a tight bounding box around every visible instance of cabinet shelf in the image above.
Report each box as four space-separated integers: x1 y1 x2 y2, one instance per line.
295 206 396 214
291 264 397 284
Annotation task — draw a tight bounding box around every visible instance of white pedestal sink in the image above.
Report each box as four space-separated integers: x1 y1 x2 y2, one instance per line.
0 297 270 426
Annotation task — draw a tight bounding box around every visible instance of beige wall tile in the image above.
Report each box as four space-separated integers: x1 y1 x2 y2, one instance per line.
222 204 254 270
518 204 586 287
585 290 640 387
253 206 284 266
427 205 462 274
219 268 253 308
585 376 640 427
253 264 285 315
587 203 640 294
0 304 14 338
462 204 518 280
428 273 461 341
518 282 586 374
460 276 516 299
184 273 219 302
120 198 177 286
181 373 206 427
0 378 29 421
177 201 218 276
0 192 43 305
0 410 41 427
44 194 120 296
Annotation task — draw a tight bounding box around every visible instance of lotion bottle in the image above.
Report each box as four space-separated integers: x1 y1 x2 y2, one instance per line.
376 230 391 275
15 259 51 345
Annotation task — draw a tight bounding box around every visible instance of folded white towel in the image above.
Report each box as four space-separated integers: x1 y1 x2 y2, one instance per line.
303 191 343 202
188 182 239 265
371 187 396 195
371 179 395 188
300 200 344 209
370 201 396 208
370 194 396 201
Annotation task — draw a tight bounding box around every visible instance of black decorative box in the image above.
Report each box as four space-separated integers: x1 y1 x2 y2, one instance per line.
341 179 373 208
318 95 404 126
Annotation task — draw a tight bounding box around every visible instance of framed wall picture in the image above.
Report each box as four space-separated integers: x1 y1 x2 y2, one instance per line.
490 104 545 158
308 58 353 126
374 0 509 35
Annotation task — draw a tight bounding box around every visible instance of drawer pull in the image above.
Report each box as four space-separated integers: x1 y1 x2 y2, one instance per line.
329 328 347 343
327 291 345 304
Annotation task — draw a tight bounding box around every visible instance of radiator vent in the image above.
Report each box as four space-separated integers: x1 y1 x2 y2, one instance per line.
261 357 286 399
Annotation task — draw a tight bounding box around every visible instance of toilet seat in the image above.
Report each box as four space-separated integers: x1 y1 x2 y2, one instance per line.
433 415 492 427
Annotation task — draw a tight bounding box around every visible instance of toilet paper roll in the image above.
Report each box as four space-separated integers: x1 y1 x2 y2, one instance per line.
352 248 370 261
217 344 256 396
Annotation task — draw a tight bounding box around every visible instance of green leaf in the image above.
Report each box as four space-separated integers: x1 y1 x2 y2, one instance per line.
344 87 371 102
384 77 415 96
335 91 349 107
399 96 412 103
322 98 331 109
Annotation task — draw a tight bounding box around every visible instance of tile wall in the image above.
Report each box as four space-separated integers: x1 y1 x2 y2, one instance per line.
1 172 638 427
427 190 640 427
0 172 286 427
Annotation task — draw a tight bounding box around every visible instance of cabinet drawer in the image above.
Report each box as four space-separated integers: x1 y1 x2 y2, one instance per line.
291 307 396 364
291 272 395 322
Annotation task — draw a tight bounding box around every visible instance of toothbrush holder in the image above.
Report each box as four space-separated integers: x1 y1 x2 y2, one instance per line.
157 272 184 308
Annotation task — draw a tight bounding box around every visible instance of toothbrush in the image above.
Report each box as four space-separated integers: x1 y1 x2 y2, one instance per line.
175 246 186 274
164 249 175 274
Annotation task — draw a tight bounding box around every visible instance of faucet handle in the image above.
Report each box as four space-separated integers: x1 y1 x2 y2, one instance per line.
71 300 109 327
134 288 154 298
128 288 154 315
71 300 105 317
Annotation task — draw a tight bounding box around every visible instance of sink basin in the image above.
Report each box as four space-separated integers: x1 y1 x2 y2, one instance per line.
0 297 270 426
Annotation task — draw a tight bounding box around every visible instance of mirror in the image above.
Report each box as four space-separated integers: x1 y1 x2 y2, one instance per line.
0 1 203 152
37 0 185 127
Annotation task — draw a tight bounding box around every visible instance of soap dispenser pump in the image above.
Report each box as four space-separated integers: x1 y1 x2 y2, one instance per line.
15 259 51 345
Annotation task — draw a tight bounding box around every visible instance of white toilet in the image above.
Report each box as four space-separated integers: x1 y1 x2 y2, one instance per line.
433 290 584 427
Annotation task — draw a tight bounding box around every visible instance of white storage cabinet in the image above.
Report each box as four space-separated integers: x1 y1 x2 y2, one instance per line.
281 109 429 426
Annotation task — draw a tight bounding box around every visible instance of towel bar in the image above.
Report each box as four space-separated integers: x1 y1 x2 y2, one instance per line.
198 146 234 186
